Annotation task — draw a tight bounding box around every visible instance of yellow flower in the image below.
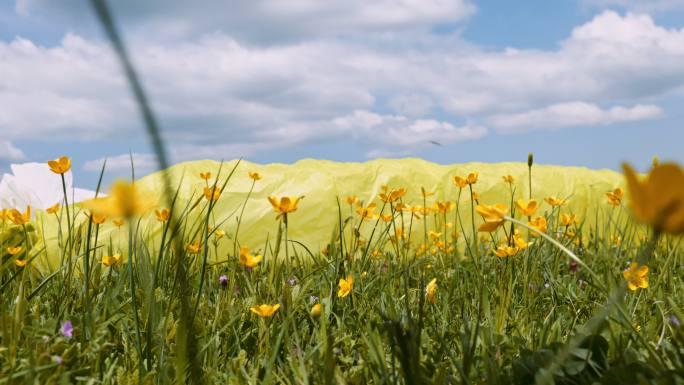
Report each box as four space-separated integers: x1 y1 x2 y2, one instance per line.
186 241 201 254
605 187 624 207
155 208 170 222
250 304 280 318
337 275 353 298
379 186 407 203
199 172 212 181
544 196 567 207
15 259 27 267
471 191 480 201
361 271 368 278
268 196 302 219
623 163 684 235
85 181 155 218
425 278 437 304
381 214 393 222
466 172 478 185
214 229 226 239
513 231 531 249
248 171 262 181
102 253 123 267
528 216 548 235
421 187 435 198
435 201 454 214
494 245 519 258
46 203 60 214
356 203 379 221
623 262 648 291
7 246 23 256
47 156 71 174
611 234 622 247
203 186 221 201
475 204 509 232
428 231 442 241
346 195 358 205
9 206 31 225
91 213 107 225
453 175 467 188
515 199 538 217
113 219 125 227
502 174 515 184
560 213 578 227
310 303 322 317
239 246 263 268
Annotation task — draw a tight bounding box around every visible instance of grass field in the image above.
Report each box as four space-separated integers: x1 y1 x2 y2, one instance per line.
1 156 684 384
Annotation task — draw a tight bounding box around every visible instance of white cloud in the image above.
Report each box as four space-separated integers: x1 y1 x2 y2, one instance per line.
14 0 476 42
0 11 681 159
490 102 664 133
83 152 157 173
0 141 26 161
584 0 684 12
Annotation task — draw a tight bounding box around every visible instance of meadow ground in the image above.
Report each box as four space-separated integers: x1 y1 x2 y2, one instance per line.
1 156 684 384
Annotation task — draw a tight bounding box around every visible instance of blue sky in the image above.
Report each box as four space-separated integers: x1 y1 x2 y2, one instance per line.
1 0 684 187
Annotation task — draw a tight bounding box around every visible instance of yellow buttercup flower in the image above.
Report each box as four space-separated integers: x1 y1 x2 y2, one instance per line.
476 204 509 232
379 186 407 203
466 172 478 185
471 191 480 201
199 172 212 181
9 206 31 225
623 163 684 235
560 213 578 226
186 241 201 254
421 187 435 198
337 275 353 298
515 199 538 217
513 231 531 249
426 278 437 304
48 156 71 174
345 195 358 205
544 196 567 207
435 201 454 214
453 175 467 188
310 303 322 317
623 262 648 291
7 246 23 256
113 219 125 227
85 181 155 218
46 203 60 214
268 196 302 219
102 253 123 267
155 208 170 222
239 246 263 268
356 203 378 221
502 174 515 184
606 187 624 207
250 304 280 318
494 245 519 258
381 214 393 222
91 213 107 225
528 216 548 235
428 231 442 241
203 186 221 201
214 229 226 239
248 171 262 181
15 259 27 267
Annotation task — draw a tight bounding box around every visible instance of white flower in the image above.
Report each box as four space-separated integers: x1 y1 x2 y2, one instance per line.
0 162 96 210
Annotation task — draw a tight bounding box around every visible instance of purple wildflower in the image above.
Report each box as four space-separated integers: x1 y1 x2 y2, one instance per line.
219 275 228 288
287 277 297 286
60 320 73 339
52 355 64 365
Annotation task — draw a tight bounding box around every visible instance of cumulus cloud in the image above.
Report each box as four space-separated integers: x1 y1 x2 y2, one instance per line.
0 141 26 161
14 0 476 43
489 102 664 133
584 0 684 12
0 10 680 162
83 152 157 173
